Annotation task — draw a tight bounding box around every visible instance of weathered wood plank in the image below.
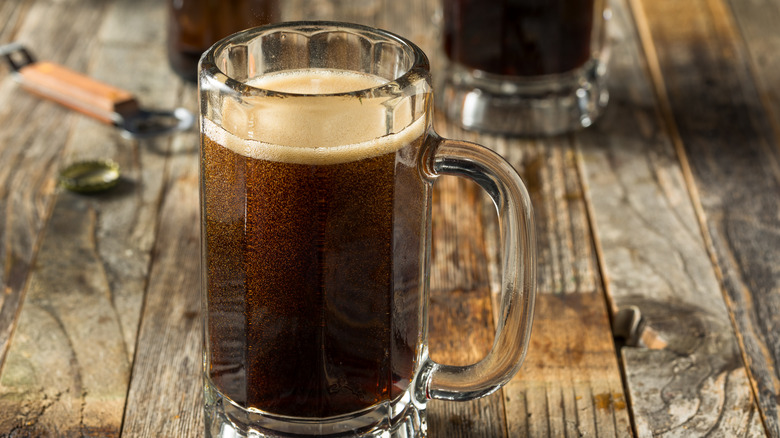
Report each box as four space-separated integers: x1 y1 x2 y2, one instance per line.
0 192 129 436
437 129 600 296
86 0 185 361
427 175 507 438
0 0 187 434
730 0 780 141
729 0 780 425
497 139 631 438
434 117 632 437
631 0 780 434
0 0 109 373
576 0 766 434
120 87 202 437
0 0 30 44
509 293 631 438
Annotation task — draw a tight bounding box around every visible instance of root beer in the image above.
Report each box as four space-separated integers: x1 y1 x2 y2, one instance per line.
443 0 597 76
201 70 428 418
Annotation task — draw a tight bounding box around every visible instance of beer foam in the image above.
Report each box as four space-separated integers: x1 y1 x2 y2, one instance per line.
203 69 427 165
247 69 385 94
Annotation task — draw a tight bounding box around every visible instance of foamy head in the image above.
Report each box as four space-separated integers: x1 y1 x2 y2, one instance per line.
202 69 427 165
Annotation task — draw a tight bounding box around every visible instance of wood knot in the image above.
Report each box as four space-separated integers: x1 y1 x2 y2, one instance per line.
613 306 667 349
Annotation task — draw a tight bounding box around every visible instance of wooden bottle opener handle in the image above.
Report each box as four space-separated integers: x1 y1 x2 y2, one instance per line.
17 61 141 124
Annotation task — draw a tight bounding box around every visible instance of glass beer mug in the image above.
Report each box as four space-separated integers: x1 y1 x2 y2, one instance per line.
441 0 610 136
199 22 537 437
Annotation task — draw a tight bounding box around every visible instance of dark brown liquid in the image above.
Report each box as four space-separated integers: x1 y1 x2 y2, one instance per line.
167 0 280 81
444 0 596 76
201 128 427 418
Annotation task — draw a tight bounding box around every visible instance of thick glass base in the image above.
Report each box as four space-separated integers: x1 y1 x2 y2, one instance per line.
441 59 609 137
204 377 427 438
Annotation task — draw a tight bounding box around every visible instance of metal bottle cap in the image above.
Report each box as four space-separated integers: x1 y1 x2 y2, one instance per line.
59 159 120 193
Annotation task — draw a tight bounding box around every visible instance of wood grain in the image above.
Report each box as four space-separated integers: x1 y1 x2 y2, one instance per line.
577 0 766 435
0 0 187 434
86 0 188 359
0 193 129 436
631 0 780 434
428 175 507 438
499 140 631 438
508 293 631 437
0 0 29 44
0 0 109 372
434 118 632 437
730 0 780 142
120 88 202 437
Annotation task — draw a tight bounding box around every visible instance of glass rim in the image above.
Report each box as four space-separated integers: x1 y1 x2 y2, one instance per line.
198 20 431 99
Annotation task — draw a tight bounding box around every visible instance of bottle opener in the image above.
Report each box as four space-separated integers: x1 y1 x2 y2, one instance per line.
0 42 194 140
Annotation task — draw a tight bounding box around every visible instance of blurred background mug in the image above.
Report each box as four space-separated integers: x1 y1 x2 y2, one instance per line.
441 0 610 136
199 21 537 438
167 0 280 81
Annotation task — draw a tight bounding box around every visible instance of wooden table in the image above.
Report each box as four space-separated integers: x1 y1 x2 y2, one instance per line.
0 0 778 436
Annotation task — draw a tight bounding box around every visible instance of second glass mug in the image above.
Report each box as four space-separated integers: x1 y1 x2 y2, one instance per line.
441 0 610 136
199 22 537 437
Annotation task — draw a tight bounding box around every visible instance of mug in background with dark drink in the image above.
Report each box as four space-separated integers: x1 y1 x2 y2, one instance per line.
442 0 610 136
199 22 537 437
167 0 280 81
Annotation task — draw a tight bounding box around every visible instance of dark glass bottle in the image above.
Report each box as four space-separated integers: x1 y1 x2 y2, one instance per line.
167 0 280 82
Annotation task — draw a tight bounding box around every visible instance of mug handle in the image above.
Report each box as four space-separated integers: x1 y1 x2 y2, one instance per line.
418 133 537 402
